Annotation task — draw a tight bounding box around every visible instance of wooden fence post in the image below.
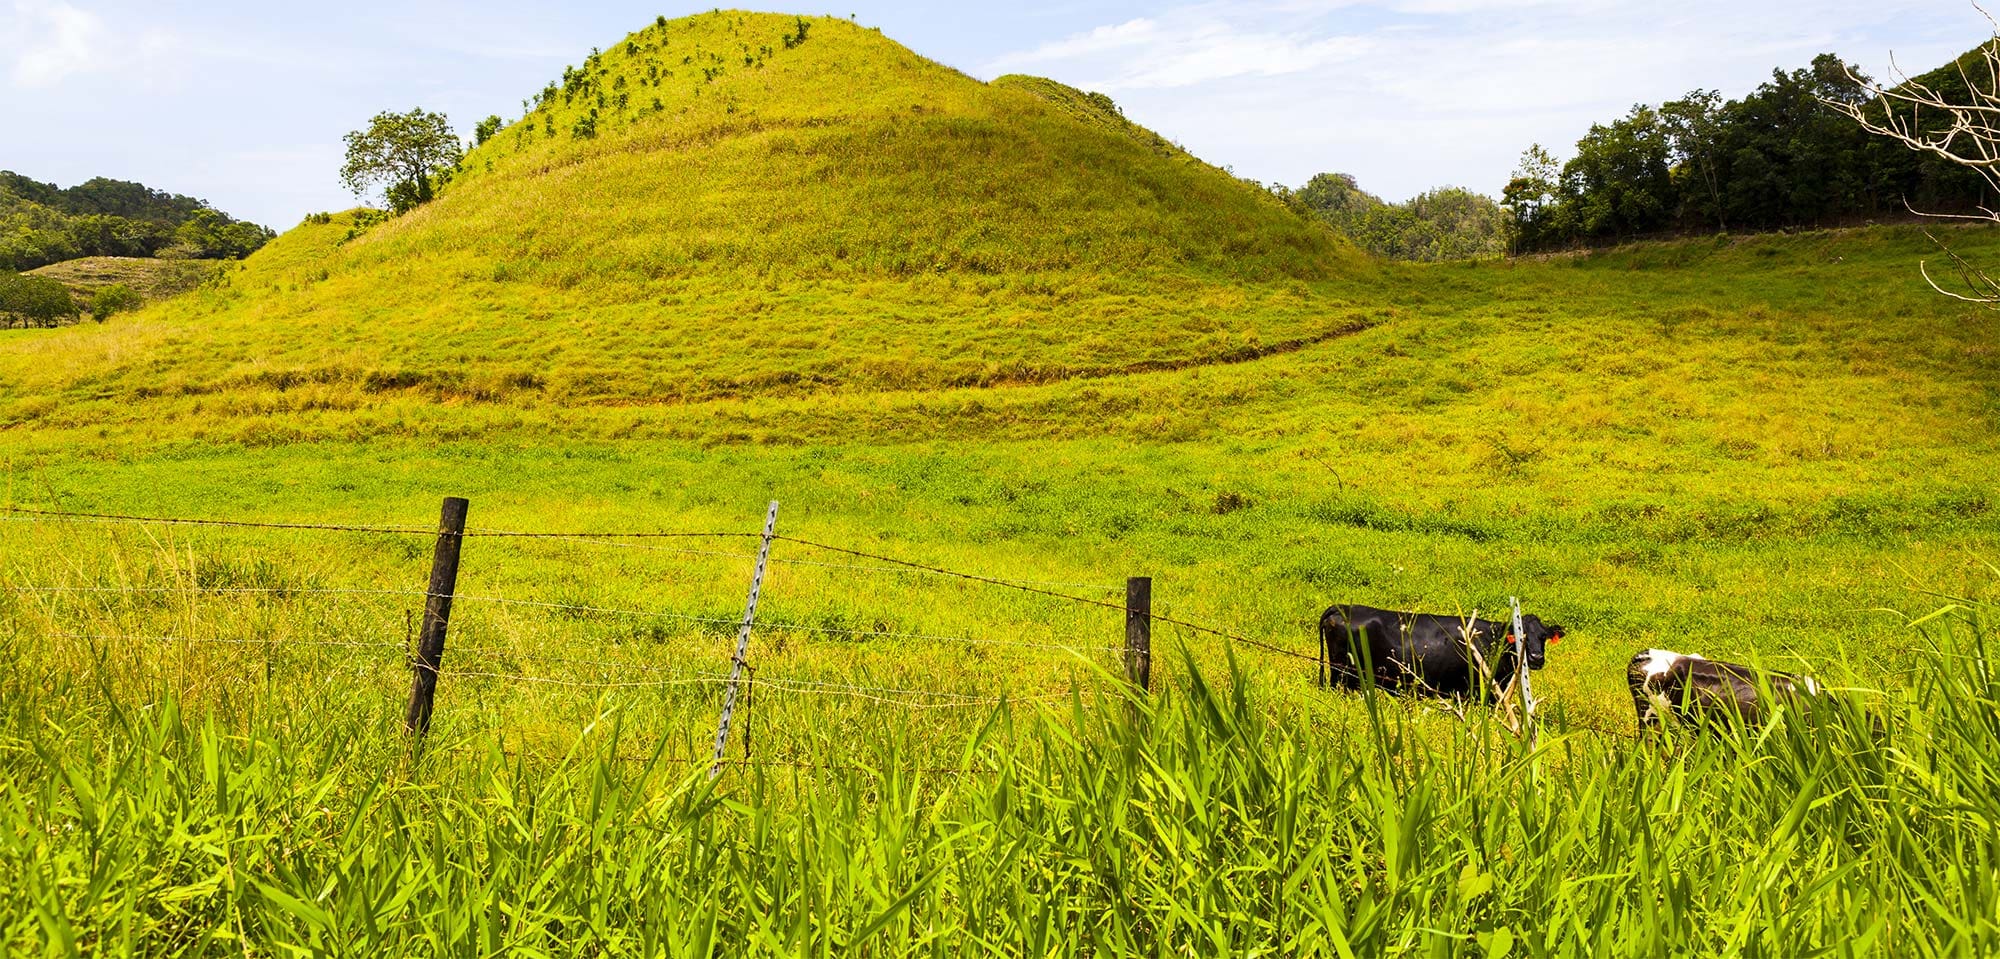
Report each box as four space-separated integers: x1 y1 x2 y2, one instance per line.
1126 576 1152 692
404 496 469 739
711 501 779 779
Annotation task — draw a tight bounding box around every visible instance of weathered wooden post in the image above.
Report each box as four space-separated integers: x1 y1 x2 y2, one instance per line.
711 501 779 779
405 496 469 739
1126 576 1152 692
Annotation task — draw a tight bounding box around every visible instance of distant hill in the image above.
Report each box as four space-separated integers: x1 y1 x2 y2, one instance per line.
0 171 274 272
0 10 1367 406
28 256 220 302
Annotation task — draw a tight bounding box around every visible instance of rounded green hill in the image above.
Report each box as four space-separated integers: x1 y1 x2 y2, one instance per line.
4 10 1369 417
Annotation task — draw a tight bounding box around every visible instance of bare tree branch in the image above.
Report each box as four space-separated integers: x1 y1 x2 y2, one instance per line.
1830 10 2000 306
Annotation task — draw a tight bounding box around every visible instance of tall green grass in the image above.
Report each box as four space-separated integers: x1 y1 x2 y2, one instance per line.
2 598 1993 955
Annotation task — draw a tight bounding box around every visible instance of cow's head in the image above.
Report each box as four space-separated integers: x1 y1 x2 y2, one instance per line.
1515 615 1564 670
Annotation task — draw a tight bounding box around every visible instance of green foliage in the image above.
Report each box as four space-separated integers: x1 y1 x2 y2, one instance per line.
473 114 505 147
0 270 80 328
168 209 275 259
1514 51 1994 250
1296 172 1507 261
88 282 141 320
338 108 463 214
783 15 811 49
0 171 270 271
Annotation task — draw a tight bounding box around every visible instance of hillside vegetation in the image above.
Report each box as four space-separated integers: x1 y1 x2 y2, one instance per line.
0 171 272 272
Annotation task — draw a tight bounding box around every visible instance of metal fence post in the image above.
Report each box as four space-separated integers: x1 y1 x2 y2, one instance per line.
1511 596 1538 747
711 501 778 778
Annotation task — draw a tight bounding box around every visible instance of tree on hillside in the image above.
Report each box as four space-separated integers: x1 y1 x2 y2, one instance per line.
170 209 275 259
1832 25 2000 305
89 283 141 320
340 109 462 214
1296 173 1386 231
0 272 80 329
473 115 505 147
1295 172 1507 261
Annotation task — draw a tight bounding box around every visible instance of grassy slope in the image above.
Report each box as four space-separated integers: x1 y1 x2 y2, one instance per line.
5 223 1995 727
0 12 1365 422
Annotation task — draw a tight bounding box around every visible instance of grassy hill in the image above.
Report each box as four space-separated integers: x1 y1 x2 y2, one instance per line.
1 10 1999 954
0 11 1364 423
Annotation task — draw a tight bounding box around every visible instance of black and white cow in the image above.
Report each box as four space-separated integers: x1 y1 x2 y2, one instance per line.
1318 604 1563 697
1627 649 1821 729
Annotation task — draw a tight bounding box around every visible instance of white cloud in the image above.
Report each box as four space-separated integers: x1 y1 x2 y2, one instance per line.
980 0 1982 201
990 13 1372 90
4 0 103 87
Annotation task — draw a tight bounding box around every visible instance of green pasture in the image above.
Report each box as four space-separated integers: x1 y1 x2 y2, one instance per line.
3 223 1999 951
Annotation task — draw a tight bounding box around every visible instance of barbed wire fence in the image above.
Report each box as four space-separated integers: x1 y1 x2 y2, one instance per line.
0 498 1323 775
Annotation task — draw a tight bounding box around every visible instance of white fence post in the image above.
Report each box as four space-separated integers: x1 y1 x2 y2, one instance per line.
1511 596 1538 747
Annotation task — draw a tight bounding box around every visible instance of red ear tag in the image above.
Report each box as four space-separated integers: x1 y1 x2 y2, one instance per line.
1506 635 1517 645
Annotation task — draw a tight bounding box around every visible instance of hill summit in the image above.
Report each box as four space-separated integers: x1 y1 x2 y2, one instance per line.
0 11 1372 422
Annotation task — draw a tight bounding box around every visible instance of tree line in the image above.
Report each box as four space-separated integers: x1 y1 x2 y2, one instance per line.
0 172 274 272
1504 51 1991 253
1278 45 1991 260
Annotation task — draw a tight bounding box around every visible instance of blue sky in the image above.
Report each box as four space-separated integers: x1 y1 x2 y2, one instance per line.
1 1 1984 229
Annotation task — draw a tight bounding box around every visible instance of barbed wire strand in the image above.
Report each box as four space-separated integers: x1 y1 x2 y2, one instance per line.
1 506 434 535
468 745 996 778
0 506 758 542
437 668 1039 709
765 554 1121 592
7 585 426 600
450 595 1122 655
773 536 1319 664
463 526 758 541
49 632 405 651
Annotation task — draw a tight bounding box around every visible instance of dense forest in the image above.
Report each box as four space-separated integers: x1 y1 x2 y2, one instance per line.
0 172 273 272
1505 50 1992 252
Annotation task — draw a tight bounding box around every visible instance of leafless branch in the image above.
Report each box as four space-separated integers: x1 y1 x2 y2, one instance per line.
1830 12 2000 305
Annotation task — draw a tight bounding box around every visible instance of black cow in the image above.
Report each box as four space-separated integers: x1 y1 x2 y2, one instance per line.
1318 605 1563 697
1627 649 1821 729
